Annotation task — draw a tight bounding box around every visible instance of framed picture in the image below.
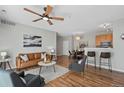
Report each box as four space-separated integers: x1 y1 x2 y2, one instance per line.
23 34 42 47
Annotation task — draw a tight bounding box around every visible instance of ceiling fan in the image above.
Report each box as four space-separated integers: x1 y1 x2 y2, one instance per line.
24 5 64 25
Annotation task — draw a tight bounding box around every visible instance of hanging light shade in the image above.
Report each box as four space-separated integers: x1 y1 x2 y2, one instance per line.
75 36 80 40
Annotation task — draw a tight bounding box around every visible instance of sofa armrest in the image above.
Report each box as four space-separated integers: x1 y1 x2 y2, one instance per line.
16 56 22 69
17 71 25 77
26 75 43 87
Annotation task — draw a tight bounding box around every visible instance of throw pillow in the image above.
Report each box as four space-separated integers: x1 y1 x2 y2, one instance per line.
20 54 29 62
41 53 44 59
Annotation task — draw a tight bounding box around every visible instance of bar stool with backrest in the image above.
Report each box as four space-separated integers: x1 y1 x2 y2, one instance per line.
99 52 112 71
87 51 96 68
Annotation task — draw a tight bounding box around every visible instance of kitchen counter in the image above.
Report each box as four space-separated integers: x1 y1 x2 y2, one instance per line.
84 47 113 52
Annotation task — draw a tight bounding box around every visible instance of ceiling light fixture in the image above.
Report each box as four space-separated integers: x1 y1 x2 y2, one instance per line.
75 36 81 40
99 23 113 32
43 17 49 21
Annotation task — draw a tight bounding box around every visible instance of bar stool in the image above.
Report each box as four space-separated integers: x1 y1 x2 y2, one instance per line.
87 51 96 68
99 52 112 71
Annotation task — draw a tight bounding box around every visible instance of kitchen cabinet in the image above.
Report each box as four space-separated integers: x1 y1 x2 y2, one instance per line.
96 33 113 47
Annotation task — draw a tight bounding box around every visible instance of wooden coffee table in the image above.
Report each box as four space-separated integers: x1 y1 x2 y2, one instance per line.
38 61 56 74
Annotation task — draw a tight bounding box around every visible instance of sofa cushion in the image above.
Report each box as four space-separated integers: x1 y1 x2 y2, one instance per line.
41 53 46 59
28 53 34 60
34 53 41 59
35 59 41 63
21 60 36 67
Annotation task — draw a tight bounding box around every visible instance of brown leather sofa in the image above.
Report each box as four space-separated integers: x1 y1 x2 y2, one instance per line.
16 52 42 70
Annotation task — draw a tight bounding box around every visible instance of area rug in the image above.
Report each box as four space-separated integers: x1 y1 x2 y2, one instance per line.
25 65 69 83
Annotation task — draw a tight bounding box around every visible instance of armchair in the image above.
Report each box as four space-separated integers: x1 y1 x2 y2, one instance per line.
69 55 87 74
0 69 45 87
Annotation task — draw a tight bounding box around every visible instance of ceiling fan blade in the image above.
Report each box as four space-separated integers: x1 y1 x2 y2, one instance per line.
44 5 53 15
24 8 43 17
50 16 64 21
47 20 53 25
32 18 43 22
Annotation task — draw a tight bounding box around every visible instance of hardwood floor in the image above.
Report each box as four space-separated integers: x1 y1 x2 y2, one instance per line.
56 55 71 68
46 55 124 87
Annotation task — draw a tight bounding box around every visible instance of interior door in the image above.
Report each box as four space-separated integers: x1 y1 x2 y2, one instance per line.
63 40 69 55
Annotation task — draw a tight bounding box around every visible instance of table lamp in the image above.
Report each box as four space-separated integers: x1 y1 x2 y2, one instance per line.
0 52 7 59
51 49 55 54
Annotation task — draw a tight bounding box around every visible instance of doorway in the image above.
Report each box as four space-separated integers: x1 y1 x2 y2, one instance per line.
62 40 69 55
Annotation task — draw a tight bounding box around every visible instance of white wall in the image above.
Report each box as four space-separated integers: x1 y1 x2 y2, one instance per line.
0 23 56 68
57 35 73 56
62 40 69 55
73 33 95 50
57 31 112 56
84 20 124 72
57 35 63 56
112 19 124 72
83 32 96 48
63 36 73 51
82 31 112 48
72 31 112 51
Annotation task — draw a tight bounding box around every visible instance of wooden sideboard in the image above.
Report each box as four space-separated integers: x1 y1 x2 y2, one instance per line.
96 33 113 47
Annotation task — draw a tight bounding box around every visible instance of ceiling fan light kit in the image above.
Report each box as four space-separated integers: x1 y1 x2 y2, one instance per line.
43 17 49 21
24 5 64 25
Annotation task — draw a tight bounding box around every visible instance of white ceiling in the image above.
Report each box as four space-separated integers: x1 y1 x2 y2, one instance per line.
0 5 124 36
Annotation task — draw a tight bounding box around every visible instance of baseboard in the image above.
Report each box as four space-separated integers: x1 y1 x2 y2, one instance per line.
88 63 124 73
